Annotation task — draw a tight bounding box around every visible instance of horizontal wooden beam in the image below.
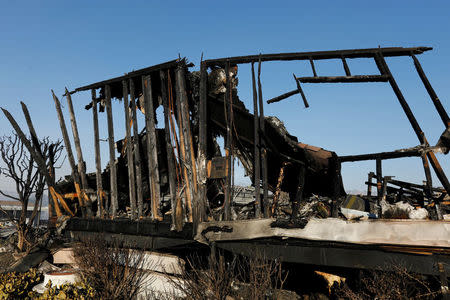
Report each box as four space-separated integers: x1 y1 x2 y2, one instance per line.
339 149 422 162
297 75 389 83
74 59 180 92
204 47 432 66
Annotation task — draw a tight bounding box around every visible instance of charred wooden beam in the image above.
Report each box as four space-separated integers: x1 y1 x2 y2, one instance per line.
105 84 118 217
376 158 382 207
374 53 450 193
367 172 374 197
271 162 288 216
197 62 208 223
20 102 41 155
421 153 432 198
266 74 309 106
129 79 144 218
341 57 351 76
65 88 92 216
224 61 232 221
91 89 104 217
297 75 389 83
175 64 195 223
266 89 299 104
167 72 184 229
292 165 306 217
142 75 162 221
411 54 450 128
75 59 179 92
251 62 261 217
339 148 422 162
122 80 137 220
52 90 86 216
65 88 89 191
257 57 269 217
309 58 317 77
388 178 445 194
293 74 309 108
204 47 431 66
160 70 178 228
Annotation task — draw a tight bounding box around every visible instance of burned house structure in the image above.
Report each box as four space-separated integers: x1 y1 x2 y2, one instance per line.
3 46 450 276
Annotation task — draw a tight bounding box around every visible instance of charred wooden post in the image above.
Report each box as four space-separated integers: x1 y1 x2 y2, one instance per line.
293 74 309 109
20 102 41 153
52 90 86 217
376 158 382 208
251 62 261 217
266 89 300 104
129 79 144 218
374 53 450 193
122 80 137 220
175 63 194 222
421 153 432 198
341 57 351 76
105 84 118 217
411 54 450 127
309 58 317 77
160 70 178 228
257 57 269 217
167 71 184 228
65 88 89 191
271 162 288 216
65 88 92 216
292 165 306 217
1 107 74 216
224 61 232 221
331 155 342 217
367 172 374 197
198 62 208 222
91 89 104 217
142 75 162 221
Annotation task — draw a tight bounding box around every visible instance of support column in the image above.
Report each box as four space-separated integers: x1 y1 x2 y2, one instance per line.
129 79 144 218
142 75 162 221
197 62 208 223
160 70 178 228
251 62 261 218
105 85 118 217
257 58 269 217
52 90 85 217
91 89 104 217
65 88 91 216
123 81 137 220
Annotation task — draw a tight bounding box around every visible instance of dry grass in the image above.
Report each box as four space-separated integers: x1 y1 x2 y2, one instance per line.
334 264 442 299
73 235 149 300
167 249 289 300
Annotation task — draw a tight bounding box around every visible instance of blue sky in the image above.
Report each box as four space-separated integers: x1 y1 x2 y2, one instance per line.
0 1 449 193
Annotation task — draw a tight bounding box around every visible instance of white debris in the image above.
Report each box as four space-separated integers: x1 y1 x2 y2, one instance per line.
340 208 371 220
381 200 428 219
409 207 429 220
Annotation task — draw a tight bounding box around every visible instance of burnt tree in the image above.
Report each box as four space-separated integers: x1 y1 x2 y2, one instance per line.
0 133 62 252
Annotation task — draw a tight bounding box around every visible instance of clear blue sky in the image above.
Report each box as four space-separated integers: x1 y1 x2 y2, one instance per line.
1 1 449 193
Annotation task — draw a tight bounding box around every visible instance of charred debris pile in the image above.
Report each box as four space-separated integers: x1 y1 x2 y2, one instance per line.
2 46 450 231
